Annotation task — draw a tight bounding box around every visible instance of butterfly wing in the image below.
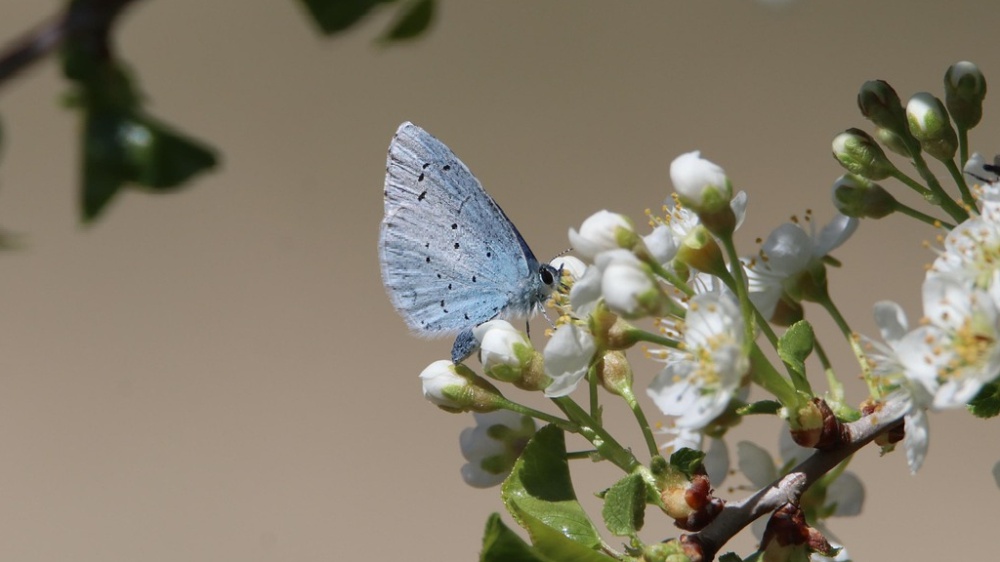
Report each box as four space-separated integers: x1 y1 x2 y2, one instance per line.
379 122 534 335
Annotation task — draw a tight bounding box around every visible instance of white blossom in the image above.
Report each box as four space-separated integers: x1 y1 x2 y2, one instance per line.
460 411 536 488
543 323 596 397
647 291 748 428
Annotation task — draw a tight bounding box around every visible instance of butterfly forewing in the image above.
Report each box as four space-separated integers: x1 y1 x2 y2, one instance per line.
379 122 532 334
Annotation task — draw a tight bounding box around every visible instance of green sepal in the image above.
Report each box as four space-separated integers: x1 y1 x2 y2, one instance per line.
480 513 554 562
717 553 743 562
668 448 705 480
381 0 435 42
968 382 1000 419
736 400 782 415
502 425 602 549
602 473 646 537
778 320 815 393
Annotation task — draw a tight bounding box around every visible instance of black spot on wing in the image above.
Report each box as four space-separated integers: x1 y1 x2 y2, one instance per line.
418 191 427 201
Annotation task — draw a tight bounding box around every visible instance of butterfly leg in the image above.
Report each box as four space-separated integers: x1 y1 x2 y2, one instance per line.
451 329 479 364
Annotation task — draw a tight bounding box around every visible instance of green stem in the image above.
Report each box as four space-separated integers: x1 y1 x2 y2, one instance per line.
626 327 681 349
620 386 660 458
749 345 800 408
813 292 879 398
718 236 757 355
907 152 969 223
944 158 976 209
891 200 954 229
551 396 640 472
649 260 695 297
959 127 969 169
588 361 601 422
497 398 577 432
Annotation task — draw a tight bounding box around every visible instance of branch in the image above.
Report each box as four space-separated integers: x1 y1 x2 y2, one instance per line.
0 0 144 88
692 398 909 560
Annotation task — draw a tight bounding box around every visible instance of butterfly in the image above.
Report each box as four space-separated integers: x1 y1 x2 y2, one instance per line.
379 122 559 363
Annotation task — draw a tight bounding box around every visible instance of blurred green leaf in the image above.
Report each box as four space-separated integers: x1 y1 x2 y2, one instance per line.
381 0 435 42
480 514 554 562
81 108 218 221
297 0 397 34
969 382 1000 419
501 425 601 550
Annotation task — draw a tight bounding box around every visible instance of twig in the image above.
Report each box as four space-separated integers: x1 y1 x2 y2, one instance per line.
692 398 909 560
0 0 144 89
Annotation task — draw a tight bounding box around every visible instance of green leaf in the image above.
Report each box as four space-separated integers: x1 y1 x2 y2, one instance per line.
381 0 435 42
602 473 646 537
125 114 218 190
509 505 616 562
969 381 1000 418
718 552 743 562
778 320 815 392
736 400 782 415
81 110 218 221
296 0 396 34
668 448 705 479
502 425 602 550
480 514 554 562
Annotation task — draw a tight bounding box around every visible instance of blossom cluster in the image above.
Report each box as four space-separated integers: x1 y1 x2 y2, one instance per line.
403 60 999 562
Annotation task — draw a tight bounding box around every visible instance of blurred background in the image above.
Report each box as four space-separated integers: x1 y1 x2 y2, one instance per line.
0 1 996 560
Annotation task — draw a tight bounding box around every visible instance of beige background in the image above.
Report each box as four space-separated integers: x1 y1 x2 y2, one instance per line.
0 1 996 560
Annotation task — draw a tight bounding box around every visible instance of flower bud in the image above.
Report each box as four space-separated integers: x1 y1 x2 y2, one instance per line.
549 255 587 282
670 151 737 235
944 61 987 131
875 126 914 157
597 250 670 318
906 92 958 161
857 80 910 137
596 351 633 397
419 360 503 413
831 173 896 219
831 128 897 180
542 322 596 397
674 224 726 278
474 320 544 389
568 210 638 262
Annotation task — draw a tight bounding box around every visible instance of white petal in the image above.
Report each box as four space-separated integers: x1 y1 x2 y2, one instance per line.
736 440 777 488
543 323 596 398
872 301 909 343
827 471 864 517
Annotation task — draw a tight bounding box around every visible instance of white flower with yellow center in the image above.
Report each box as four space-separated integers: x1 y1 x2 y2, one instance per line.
929 215 1000 290
915 274 1000 408
646 291 748 429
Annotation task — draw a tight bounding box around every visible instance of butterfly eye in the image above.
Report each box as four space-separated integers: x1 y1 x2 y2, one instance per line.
539 265 557 287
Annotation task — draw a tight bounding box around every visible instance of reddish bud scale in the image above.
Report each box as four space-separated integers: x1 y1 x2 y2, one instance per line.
674 474 724 531
791 398 850 451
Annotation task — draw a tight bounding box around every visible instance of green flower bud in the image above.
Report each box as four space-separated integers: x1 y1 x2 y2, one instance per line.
831 128 896 180
875 126 915 157
857 80 910 136
906 92 958 161
945 61 987 131
831 173 896 219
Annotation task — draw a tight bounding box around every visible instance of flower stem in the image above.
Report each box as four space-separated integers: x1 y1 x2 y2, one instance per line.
813 291 878 397
497 398 577 433
944 158 976 209
891 200 954 229
620 386 660 458
551 396 641 472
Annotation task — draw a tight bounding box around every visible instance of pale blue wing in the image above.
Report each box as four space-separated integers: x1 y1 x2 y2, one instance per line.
379 122 536 334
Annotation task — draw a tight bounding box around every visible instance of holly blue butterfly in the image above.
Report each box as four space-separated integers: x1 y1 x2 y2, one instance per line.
379 122 559 363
